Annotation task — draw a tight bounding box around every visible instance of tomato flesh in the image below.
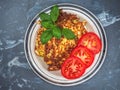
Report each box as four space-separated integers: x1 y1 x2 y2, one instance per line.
71 46 94 67
61 32 102 79
78 32 102 54
61 56 86 79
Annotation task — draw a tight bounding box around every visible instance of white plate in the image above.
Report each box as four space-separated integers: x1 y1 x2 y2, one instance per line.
24 3 107 86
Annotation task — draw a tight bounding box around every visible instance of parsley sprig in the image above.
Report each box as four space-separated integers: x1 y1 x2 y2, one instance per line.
39 5 75 44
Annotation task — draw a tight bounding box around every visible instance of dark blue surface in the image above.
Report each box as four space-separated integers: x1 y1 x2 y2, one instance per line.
0 0 120 90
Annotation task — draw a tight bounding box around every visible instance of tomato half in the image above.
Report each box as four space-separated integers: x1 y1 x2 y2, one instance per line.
78 32 102 54
61 56 86 79
71 46 94 67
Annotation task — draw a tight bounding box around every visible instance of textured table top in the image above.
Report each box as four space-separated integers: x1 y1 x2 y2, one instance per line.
0 0 120 90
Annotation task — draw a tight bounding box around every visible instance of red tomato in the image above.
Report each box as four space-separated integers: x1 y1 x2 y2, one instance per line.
71 46 94 67
78 32 102 54
61 56 86 79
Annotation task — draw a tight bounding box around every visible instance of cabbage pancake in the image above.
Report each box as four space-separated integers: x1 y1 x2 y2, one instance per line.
35 10 87 71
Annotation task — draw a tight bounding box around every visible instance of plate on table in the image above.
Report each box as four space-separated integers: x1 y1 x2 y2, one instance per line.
24 3 107 86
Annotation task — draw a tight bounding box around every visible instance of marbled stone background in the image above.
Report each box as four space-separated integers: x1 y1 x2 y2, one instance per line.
0 0 120 90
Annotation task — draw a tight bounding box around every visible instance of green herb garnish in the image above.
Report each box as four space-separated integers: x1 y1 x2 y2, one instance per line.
52 26 61 39
39 5 76 44
50 5 59 22
62 28 76 39
40 29 53 44
39 12 51 21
